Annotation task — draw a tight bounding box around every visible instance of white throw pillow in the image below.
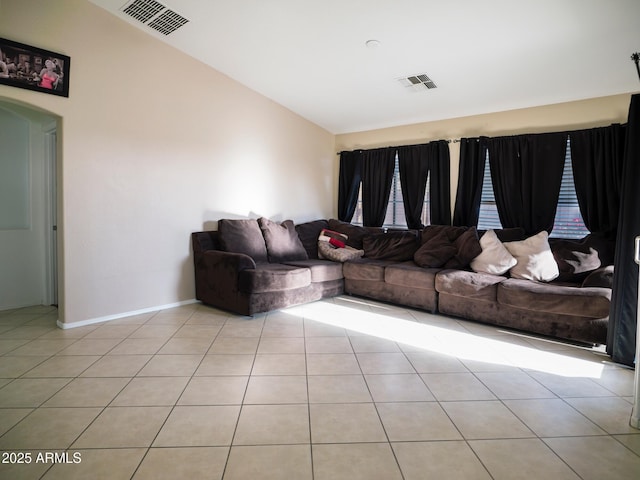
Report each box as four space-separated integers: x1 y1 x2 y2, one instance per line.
503 230 559 282
470 230 517 275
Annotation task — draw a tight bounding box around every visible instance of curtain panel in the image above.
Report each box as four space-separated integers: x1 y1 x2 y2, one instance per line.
428 140 452 226
361 147 396 227
337 150 363 222
453 137 488 226
487 133 566 236
608 94 640 367
397 145 429 230
568 124 626 239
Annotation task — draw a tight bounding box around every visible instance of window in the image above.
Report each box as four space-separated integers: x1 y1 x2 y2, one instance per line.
352 154 430 228
476 153 502 231
552 138 589 238
477 138 589 238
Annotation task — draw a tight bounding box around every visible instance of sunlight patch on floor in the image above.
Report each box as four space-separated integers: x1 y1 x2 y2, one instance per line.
284 300 605 379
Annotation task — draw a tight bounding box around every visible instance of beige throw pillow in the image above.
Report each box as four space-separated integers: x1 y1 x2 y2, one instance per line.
470 230 517 275
503 231 559 282
318 241 364 262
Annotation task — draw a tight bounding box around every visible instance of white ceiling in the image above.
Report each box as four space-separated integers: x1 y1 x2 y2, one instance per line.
90 0 640 134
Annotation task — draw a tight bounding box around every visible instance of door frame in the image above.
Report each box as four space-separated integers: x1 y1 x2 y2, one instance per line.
43 121 58 306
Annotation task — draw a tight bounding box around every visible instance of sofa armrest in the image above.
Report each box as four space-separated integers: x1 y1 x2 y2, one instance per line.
194 250 256 305
197 250 257 272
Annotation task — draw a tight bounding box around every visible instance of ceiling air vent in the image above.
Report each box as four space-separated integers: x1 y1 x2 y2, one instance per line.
121 0 189 35
398 73 437 91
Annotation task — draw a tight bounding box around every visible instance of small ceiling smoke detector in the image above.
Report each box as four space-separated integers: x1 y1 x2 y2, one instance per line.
121 0 189 35
365 39 381 49
398 73 437 91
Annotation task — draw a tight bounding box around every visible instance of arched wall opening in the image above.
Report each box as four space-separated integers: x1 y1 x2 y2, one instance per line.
0 97 62 321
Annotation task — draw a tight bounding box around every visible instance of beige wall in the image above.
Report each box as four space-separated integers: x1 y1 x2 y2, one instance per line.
0 0 335 326
1 0 632 327
336 94 632 213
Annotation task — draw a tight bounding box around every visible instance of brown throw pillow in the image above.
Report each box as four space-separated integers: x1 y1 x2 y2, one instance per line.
258 218 308 263
444 227 482 269
414 226 460 268
420 225 468 245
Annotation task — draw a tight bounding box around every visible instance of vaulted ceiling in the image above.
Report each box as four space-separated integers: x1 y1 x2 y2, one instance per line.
90 0 640 134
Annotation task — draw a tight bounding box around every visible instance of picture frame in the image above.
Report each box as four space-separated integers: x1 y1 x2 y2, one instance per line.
0 37 70 98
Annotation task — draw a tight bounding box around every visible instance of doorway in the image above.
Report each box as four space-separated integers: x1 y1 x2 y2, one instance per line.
0 101 58 310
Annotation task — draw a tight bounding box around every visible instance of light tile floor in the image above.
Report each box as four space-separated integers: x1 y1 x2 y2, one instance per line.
0 296 639 479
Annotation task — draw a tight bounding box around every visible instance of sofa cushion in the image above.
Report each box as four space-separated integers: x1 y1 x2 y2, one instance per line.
385 262 438 290
363 231 419 261
470 229 517 275
342 259 390 282
238 264 311 294
295 219 329 259
284 259 344 283
218 219 268 263
498 278 611 318
258 218 308 263
504 231 559 282
435 269 507 301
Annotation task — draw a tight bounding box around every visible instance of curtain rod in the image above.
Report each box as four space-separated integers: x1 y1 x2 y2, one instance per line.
336 138 461 155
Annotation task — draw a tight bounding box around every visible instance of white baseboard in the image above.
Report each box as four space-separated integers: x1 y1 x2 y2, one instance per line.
56 299 199 329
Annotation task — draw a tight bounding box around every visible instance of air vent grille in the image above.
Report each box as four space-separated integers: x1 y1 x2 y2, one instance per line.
399 73 437 91
148 9 189 35
121 0 189 35
122 0 163 23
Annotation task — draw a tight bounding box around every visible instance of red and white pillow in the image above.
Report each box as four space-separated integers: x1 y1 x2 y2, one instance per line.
318 229 364 262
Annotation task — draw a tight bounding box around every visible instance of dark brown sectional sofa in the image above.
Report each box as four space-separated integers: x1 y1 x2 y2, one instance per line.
192 218 614 344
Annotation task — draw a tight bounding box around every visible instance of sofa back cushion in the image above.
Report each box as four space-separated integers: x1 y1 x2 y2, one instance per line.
295 220 329 259
258 218 309 263
327 219 383 249
550 234 615 283
191 231 220 255
218 219 269 263
362 231 419 261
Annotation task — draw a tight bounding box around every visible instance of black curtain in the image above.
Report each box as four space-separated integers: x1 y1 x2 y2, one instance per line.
337 150 363 222
488 133 566 236
397 145 430 229
429 140 452 226
453 137 488 226
569 124 626 239
608 94 640 367
361 147 396 227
